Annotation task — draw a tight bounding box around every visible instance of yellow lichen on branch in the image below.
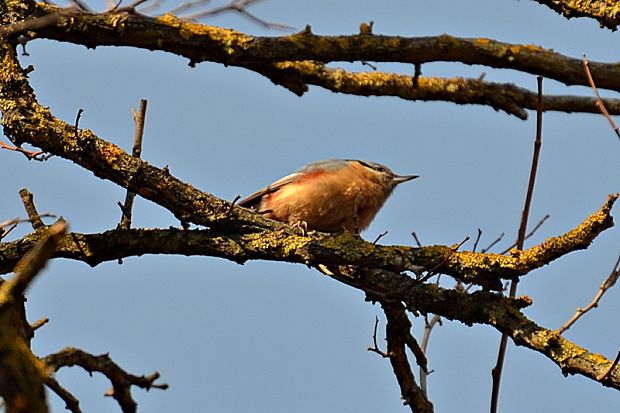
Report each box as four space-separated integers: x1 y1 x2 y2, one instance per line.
514 193 618 265
1 4 620 118
532 0 620 31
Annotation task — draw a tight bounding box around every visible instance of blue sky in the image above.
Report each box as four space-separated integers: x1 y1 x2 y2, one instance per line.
2 0 619 412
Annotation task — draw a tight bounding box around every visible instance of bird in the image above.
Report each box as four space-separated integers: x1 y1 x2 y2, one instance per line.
238 159 418 233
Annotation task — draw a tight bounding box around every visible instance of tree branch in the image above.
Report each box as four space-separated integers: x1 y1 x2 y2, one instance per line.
44 377 82 413
4 6 620 117
381 302 433 412
557 254 620 334
43 347 168 413
265 61 620 119
0 36 616 288
351 267 620 390
0 220 67 413
0 193 615 288
531 0 620 31
118 99 147 230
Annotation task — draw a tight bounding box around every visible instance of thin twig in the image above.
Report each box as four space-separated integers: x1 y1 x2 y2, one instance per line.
481 233 504 253
182 0 292 30
583 56 620 141
557 254 620 334
0 218 17 229
168 0 211 15
421 315 442 355
31 317 50 331
411 232 423 247
499 214 550 254
68 0 91 11
490 76 544 413
0 221 17 240
0 139 46 160
137 0 163 13
420 314 441 396
367 316 390 358
225 195 241 218
419 236 469 282
118 99 147 230
110 0 149 12
74 108 84 139
373 231 389 244
472 228 483 252
19 188 45 230
597 349 620 381
45 376 82 413
359 59 378 70
0 214 53 239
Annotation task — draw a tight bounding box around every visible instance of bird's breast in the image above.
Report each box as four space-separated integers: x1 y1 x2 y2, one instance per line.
261 172 389 232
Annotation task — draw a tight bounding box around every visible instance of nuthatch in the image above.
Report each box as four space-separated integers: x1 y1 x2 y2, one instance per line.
239 159 418 233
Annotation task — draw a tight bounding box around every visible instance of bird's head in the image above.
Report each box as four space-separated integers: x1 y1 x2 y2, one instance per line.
354 160 419 190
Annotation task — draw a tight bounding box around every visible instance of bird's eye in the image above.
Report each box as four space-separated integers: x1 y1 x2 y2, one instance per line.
358 160 389 174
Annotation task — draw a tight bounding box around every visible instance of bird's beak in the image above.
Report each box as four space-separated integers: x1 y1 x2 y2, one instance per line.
392 174 419 185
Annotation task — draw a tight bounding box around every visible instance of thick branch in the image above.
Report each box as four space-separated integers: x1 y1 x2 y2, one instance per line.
532 0 620 31
404 281 620 390
0 35 615 287
0 193 614 288
16 7 620 90
266 62 620 119
3 6 620 118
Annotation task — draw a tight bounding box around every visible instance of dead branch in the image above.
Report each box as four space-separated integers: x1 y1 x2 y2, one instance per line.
19 188 45 230
499 214 550 254
181 0 292 30
0 139 46 160
420 314 441 395
45 377 82 413
367 316 390 358
43 347 168 413
557 254 620 334
491 76 544 413
118 99 147 230
381 302 433 412
583 56 620 140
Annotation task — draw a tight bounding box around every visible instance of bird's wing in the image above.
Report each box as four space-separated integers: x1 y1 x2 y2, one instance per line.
237 171 304 208
238 160 349 209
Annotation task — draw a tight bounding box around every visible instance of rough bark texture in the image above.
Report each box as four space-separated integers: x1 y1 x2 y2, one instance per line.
2 5 620 117
532 0 620 31
0 1 619 412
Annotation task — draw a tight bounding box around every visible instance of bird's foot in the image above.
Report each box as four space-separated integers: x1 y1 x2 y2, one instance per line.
291 220 309 236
